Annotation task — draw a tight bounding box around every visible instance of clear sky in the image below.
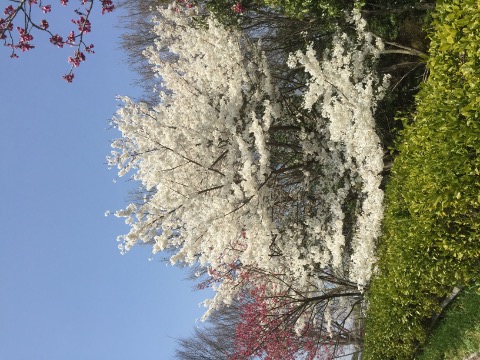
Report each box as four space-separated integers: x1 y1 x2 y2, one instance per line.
0 3 209 359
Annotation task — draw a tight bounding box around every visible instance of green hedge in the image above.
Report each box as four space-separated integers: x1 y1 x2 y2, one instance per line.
363 0 480 359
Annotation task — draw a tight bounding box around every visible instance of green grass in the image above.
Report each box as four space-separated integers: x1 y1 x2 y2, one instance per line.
416 285 480 360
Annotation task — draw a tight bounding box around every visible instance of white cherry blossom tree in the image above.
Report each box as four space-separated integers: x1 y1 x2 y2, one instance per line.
109 4 387 355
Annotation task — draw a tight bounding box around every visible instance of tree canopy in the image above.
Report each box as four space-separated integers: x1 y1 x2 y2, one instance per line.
109 3 393 358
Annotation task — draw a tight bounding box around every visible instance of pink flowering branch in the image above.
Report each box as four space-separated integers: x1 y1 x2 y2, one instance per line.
169 0 196 14
231 284 333 360
62 0 95 82
1 0 114 82
232 1 245 14
196 265 362 359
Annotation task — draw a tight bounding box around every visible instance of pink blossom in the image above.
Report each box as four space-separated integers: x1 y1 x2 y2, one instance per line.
40 19 49 29
75 50 85 61
100 0 114 14
17 42 35 52
19 33 33 42
231 285 325 360
16 27 33 43
84 43 94 53
62 73 74 83
68 56 80 67
232 2 245 14
50 34 64 47
68 50 85 67
72 16 91 32
66 30 75 45
3 0 113 81
4 5 15 16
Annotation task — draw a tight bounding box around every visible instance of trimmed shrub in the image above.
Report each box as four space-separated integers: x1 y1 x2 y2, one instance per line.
363 0 480 359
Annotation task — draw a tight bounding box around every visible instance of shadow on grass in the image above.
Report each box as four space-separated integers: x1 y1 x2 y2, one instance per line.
416 285 480 360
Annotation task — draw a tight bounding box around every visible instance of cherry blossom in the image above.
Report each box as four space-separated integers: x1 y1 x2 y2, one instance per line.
40 19 49 29
109 5 387 357
232 2 245 14
50 34 63 47
1 0 114 81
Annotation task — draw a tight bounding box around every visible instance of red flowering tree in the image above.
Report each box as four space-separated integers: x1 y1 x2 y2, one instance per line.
1 0 114 81
232 284 325 360
229 276 363 360
194 257 363 359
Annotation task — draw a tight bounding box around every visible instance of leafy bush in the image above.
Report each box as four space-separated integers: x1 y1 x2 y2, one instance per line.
260 0 351 18
363 0 480 358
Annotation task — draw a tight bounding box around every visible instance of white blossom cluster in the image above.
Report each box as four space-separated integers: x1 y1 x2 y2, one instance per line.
109 5 282 303
109 4 387 317
287 10 388 287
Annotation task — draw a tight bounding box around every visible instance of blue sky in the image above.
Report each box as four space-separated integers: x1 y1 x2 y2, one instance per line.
0 3 208 359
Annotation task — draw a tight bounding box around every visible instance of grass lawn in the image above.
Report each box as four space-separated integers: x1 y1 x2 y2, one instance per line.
416 285 480 360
